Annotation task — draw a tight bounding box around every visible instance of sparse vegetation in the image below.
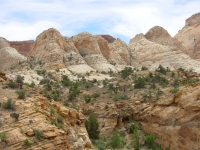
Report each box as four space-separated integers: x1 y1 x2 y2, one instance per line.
34 130 43 140
3 98 15 110
24 139 32 147
10 112 19 121
85 111 99 139
16 89 26 99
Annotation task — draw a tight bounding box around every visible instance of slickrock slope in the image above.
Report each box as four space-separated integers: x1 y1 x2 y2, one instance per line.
128 33 200 73
0 37 10 49
0 39 26 71
101 35 116 43
109 38 131 65
175 13 200 60
72 32 117 72
9 40 34 57
0 88 92 150
28 28 93 73
145 26 187 54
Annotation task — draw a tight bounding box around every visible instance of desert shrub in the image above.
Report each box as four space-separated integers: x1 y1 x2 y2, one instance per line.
134 77 146 89
16 89 26 99
113 94 129 101
156 65 167 75
50 107 55 116
36 70 46 76
10 112 19 121
0 133 6 142
43 83 52 91
24 139 32 147
121 67 133 79
141 66 148 70
94 139 106 150
7 80 18 89
84 94 92 103
39 78 50 85
92 93 100 99
85 112 99 139
109 132 125 149
51 90 60 101
34 130 43 140
3 98 15 110
170 87 179 94
16 75 24 89
61 75 71 87
29 82 35 88
145 134 156 148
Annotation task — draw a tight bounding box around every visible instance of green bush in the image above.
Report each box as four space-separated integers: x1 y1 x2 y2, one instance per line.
156 65 167 75
109 132 125 149
24 139 32 147
94 139 106 150
10 112 19 121
34 130 43 140
92 93 100 99
0 133 6 142
7 81 18 88
16 75 24 89
85 112 99 139
170 87 179 94
3 98 15 110
141 66 148 70
121 67 133 79
113 94 129 101
39 78 50 85
84 94 92 103
134 77 146 89
16 89 26 99
145 134 156 148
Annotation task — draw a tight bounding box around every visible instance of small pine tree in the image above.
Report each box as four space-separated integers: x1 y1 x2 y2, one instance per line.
85 112 99 139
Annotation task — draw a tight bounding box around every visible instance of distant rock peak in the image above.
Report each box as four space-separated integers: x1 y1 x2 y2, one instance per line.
185 12 200 26
100 35 116 43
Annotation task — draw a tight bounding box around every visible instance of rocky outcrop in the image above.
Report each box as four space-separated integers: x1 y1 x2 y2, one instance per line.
145 26 187 54
0 47 26 71
0 92 92 150
109 38 131 65
101 35 116 43
175 13 200 60
72 32 117 72
28 28 93 73
0 37 10 49
128 33 200 73
9 40 34 57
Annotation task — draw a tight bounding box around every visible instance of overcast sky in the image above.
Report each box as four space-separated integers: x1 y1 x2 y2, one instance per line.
0 0 199 43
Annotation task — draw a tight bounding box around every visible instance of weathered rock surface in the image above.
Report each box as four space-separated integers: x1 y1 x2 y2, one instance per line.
109 38 131 65
0 91 92 150
101 35 116 43
72 32 117 72
145 26 187 54
0 37 10 49
128 33 200 73
0 47 26 71
175 13 200 60
28 28 93 73
9 40 34 57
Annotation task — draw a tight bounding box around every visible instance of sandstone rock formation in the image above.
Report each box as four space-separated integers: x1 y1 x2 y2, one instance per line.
28 28 93 73
145 26 187 54
101 35 116 43
9 40 34 57
0 91 92 150
72 32 117 72
109 38 131 65
175 13 200 60
128 33 200 73
0 46 26 71
0 37 10 49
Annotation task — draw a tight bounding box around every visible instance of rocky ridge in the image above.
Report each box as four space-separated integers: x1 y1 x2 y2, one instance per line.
175 13 200 60
0 38 26 71
0 87 92 150
9 40 34 57
128 33 200 73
